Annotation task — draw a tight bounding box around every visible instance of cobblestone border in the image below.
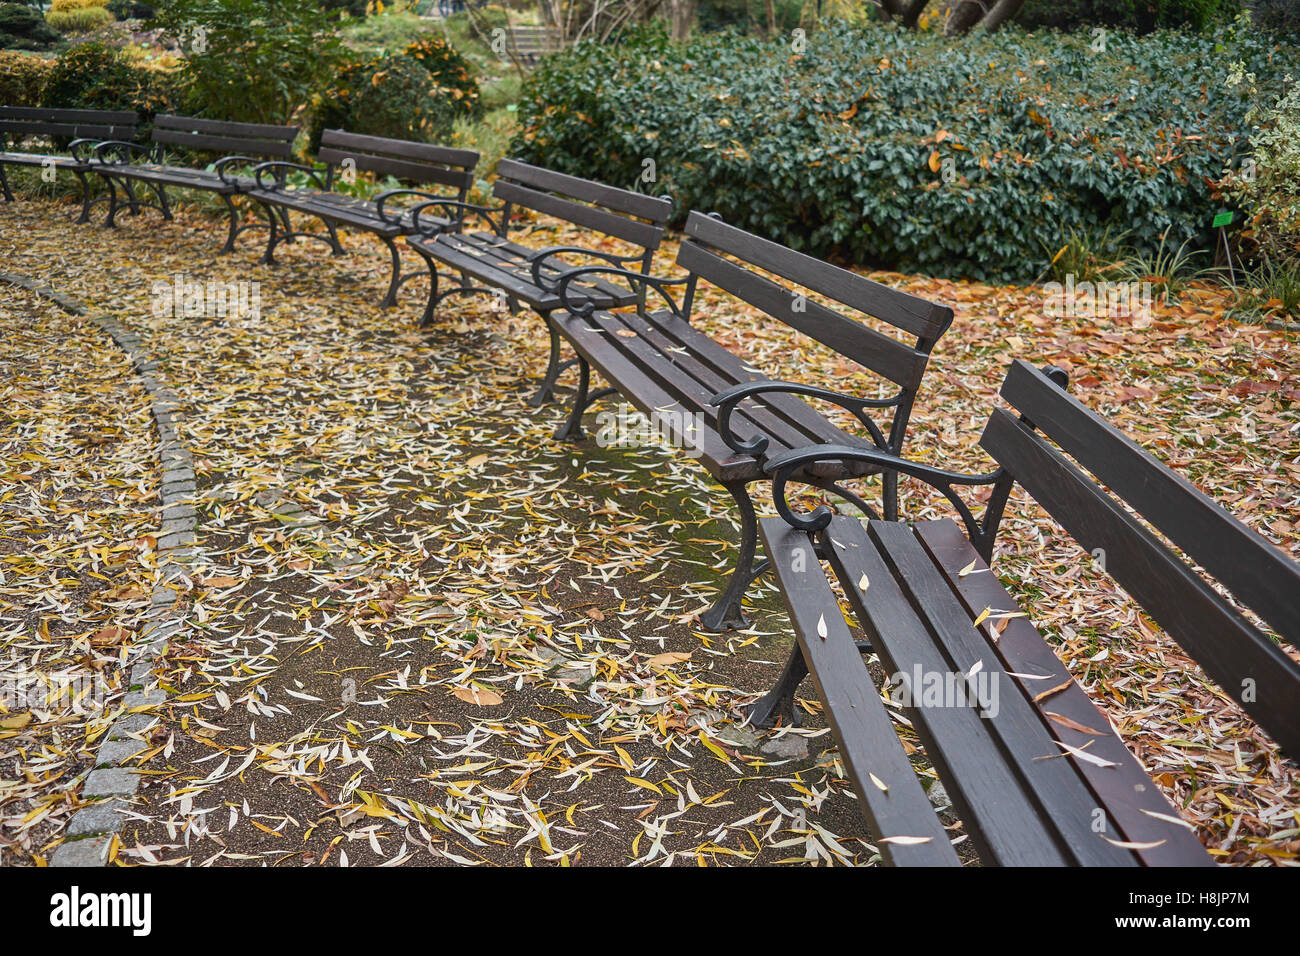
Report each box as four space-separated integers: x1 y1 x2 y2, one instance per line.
1 271 197 866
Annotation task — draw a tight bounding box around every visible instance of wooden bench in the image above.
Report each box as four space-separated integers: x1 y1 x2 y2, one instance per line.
0 107 139 224
550 210 953 631
503 24 561 65
85 114 299 253
404 158 673 405
244 129 480 308
752 359 1300 865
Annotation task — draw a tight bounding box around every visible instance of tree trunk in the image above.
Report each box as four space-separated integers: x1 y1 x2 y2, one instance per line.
900 0 931 28
979 0 1027 31
944 0 987 35
668 0 695 40
765 0 777 34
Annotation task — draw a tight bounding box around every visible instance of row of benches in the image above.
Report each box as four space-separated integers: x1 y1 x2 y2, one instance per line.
4 105 1297 867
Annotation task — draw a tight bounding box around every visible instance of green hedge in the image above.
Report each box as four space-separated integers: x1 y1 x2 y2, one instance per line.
513 22 1293 281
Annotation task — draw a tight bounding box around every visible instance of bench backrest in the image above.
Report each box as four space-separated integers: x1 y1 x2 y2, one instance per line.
318 129 479 197
680 210 954 450
982 359 1300 759
0 106 138 149
493 159 672 267
150 114 297 160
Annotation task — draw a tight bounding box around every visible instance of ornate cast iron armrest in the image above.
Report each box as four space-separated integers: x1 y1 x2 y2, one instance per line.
409 199 506 236
212 154 266 186
250 161 327 191
373 189 453 227
765 443 1009 560
89 140 152 165
554 266 689 319
528 246 644 293
709 381 902 459
67 138 104 162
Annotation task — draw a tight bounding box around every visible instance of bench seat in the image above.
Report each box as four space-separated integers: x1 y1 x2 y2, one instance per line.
243 185 454 238
759 513 1214 866
553 304 879 484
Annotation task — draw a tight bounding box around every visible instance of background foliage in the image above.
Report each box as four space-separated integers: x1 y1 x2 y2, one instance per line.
514 20 1295 281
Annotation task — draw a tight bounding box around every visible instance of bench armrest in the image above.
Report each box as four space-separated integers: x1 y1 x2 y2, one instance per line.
251 160 326 191
373 188 453 227
411 199 505 236
528 246 645 293
708 381 901 459
766 443 1006 550
212 154 266 186
89 140 151 164
67 137 109 162
554 266 689 319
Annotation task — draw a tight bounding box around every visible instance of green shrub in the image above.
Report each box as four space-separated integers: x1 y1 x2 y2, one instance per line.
105 0 155 18
1017 0 1242 33
0 3 61 50
40 40 175 114
319 0 368 18
1250 0 1300 35
514 21 1293 282
151 0 343 125
1221 68 1300 259
45 5 115 32
310 51 468 151
0 49 54 103
404 33 481 119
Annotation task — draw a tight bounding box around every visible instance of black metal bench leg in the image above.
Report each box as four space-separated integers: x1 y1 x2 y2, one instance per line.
121 178 141 216
72 169 91 223
699 480 766 632
0 164 12 203
260 203 279 265
380 238 402 308
554 359 617 442
153 182 173 221
104 176 121 228
883 470 899 522
324 219 343 255
529 316 574 407
749 643 807 728
219 194 239 254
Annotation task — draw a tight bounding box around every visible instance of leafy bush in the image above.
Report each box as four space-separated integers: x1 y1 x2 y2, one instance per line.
106 0 156 18
40 40 175 114
1250 0 1300 35
45 0 116 34
1221 68 1300 260
0 2 61 49
514 21 1294 281
404 33 481 119
310 52 468 151
151 0 343 124
1017 0 1242 33
0 48 54 103
319 0 368 17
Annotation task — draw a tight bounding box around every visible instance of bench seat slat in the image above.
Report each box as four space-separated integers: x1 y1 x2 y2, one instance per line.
759 518 962 866
865 519 1138 867
913 518 1215 866
437 232 635 304
819 516 1072 865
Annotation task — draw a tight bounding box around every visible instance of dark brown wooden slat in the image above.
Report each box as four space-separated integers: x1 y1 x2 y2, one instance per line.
442 233 634 304
320 129 478 169
152 128 295 158
0 153 83 168
685 211 953 342
759 518 962 865
497 159 671 223
678 240 928 391
582 309 800 459
154 114 296 140
913 518 1214 866
494 180 664 251
316 148 473 190
819 517 1071 865
1000 359 1300 648
629 308 870 457
867 520 1138 867
0 121 134 140
554 311 755 481
980 408 1300 760
0 107 137 124
105 165 237 193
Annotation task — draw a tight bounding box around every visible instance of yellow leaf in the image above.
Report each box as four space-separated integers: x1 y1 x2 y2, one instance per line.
452 686 503 706
624 776 661 794
927 150 941 173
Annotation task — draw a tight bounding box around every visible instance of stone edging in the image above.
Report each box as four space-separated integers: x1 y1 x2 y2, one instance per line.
0 271 197 867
